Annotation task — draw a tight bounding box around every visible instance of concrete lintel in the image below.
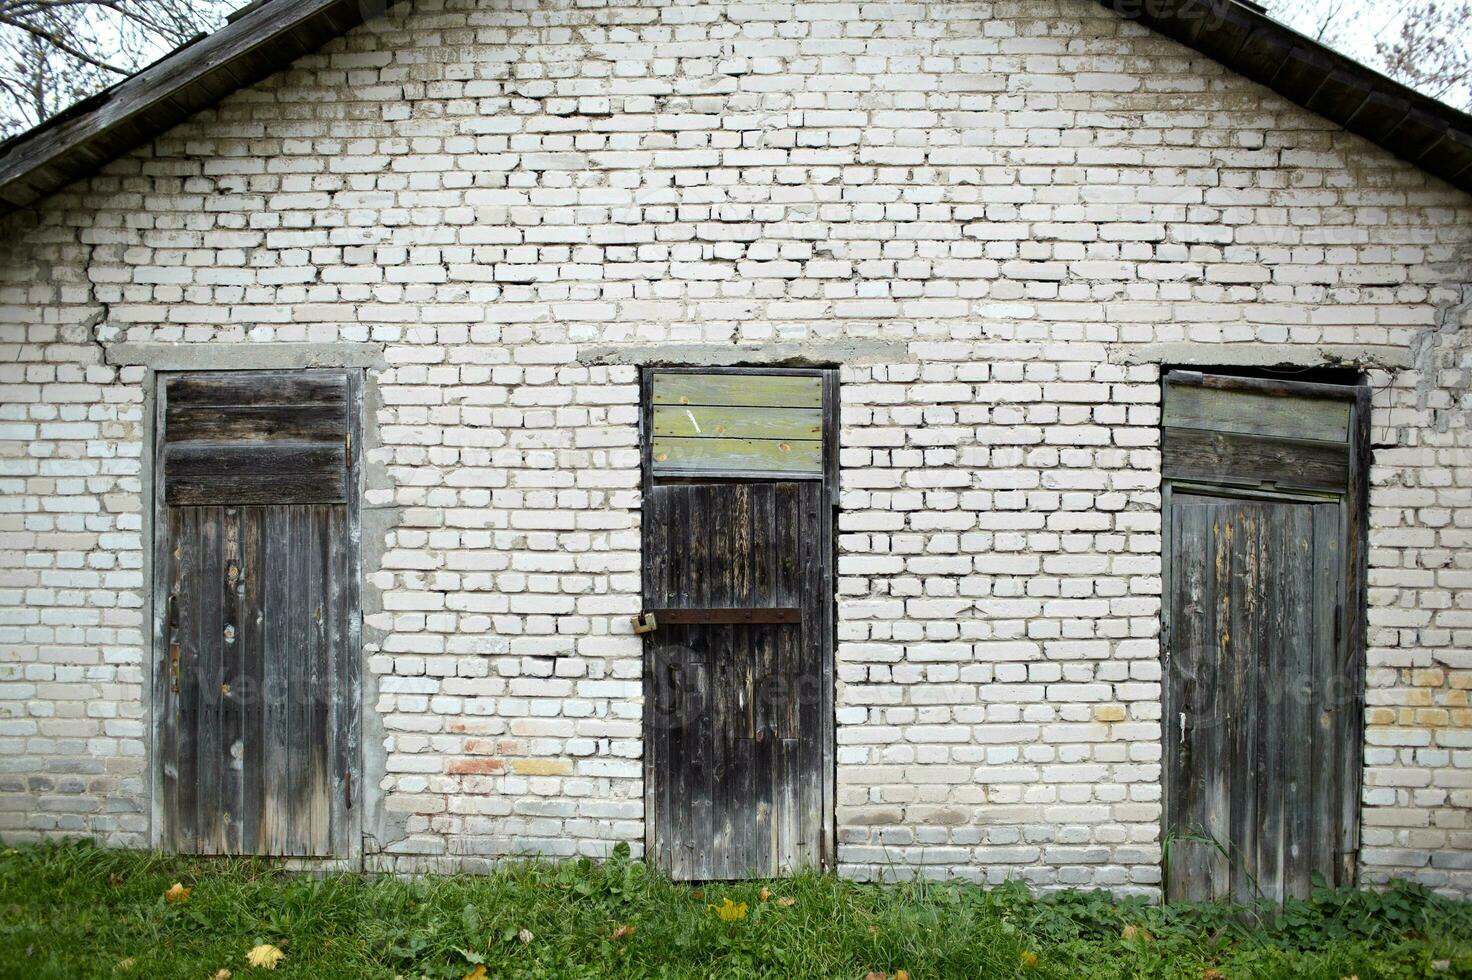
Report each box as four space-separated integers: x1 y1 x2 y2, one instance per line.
108 341 388 371
579 339 912 367
1109 342 1412 371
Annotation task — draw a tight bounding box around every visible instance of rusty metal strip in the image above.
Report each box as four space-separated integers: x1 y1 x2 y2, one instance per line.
644 607 801 625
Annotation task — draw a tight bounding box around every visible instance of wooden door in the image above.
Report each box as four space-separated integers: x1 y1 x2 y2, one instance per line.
640 369 836 879
154 371 360 857
1162 371 1368 903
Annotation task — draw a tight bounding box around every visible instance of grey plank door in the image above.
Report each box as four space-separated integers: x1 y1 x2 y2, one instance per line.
1162 372 1367 904
1164 493 1346 902
641 369 836 880
156 371 359 857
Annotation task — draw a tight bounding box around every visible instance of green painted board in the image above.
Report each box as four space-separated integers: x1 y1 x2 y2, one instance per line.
1165 384 1351 444
653 405 823 441
653 436 822 476
653 373 823 409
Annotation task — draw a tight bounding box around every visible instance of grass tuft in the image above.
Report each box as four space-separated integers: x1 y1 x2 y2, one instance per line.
1 840 1469 978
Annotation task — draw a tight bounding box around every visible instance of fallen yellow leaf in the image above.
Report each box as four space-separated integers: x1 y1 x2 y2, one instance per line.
164 882 190 904
709 897 748 922
245 944 285 970
116 958 135 972
759 886 772 901
611 924 635 940
864 973 887 980
777 896 796 907
463 966 486 980
212 971 232 980
895 971 911 980
1021 950 1040 969
1122 924 1155 942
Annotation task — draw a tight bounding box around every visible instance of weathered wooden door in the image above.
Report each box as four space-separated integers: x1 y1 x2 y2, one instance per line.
154 371 360 857
1162 371 1367 903
640 369 835 879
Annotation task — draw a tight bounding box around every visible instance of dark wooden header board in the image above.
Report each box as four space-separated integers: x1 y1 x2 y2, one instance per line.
647 370 831 481
161 371 351 505
1162 371 1357 494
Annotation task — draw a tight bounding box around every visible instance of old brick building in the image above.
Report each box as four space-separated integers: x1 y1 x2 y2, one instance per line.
1 0 1470 900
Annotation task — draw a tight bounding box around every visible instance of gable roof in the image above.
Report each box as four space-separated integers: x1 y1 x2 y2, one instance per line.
0 0 1468 214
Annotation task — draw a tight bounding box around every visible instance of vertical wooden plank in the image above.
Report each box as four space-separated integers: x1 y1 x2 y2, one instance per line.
645 487 671 876
676 487 704 881
193 506 224 855
1227 502 1263 903
1253 503 1286 905
819 369 838 869
1341 389 1371 886
260 506 291 855
161 509 186 852
706 483 732 882
1311 502 1344 884
303 506 333 856
797 481 825 871
174 507 201 853
326 503 351 857
730 485 757 877
152 376 172 853
640 480 659 873
340 368 363 860
1204 502 1232 899
218 506 244 854
1166 493 1211 901
283 506 313 856
750 486 778 875
1281 502 1316 900
237 506 266 855
774 482 802 873
177 507 205 853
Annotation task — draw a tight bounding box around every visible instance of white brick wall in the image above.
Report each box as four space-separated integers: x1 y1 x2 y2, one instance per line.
0 0 1469 895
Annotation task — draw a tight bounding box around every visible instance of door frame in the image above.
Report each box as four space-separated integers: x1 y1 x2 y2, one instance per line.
1159 371 1370 894
637 365 839 874
148 367 364 863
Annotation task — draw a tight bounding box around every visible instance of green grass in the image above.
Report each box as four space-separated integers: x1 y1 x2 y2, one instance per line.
1 841 1470 979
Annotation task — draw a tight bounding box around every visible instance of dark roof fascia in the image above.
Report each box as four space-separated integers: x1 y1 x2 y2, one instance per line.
0 0 372 212
1098 0 1472 193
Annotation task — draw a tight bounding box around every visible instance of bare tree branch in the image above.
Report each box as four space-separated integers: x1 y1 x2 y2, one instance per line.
1375 1 1472 108
1264 0 1472 112
0 0 236 137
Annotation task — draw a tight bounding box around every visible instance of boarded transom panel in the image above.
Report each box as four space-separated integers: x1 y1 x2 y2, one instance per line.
155 370 360 858
641 367 836 880
1162 371 1367 904
650 372 824 478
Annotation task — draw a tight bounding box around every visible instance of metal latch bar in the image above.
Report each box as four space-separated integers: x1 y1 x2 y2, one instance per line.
642 607 802 625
